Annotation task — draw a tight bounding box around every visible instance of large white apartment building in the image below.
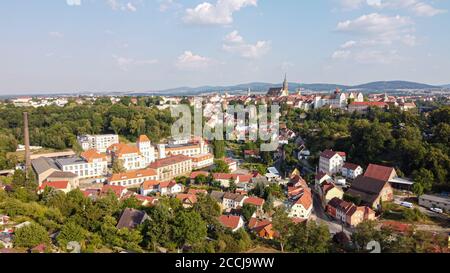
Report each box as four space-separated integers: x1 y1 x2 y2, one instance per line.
148 154 193 181
55 149 107 179
77 134 119 153
107 135 156 171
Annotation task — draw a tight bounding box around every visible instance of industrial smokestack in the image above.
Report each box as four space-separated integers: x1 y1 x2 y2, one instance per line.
23 112 31 172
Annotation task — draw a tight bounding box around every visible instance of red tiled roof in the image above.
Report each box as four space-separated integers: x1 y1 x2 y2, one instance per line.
107 143 139 157
176 193 198 204
320 149 344 159
364 164 395 182
295 189 312 209
187 188 208 195
190 171 210 179
141 180 160 190
39 181 69 190
218 215 242 230
81 149 106 162
137 135 150 142
101 184 126 197
350 101 388 107
148 155 191 169
244 197 265 207
109 168 157 182
343 162 361 171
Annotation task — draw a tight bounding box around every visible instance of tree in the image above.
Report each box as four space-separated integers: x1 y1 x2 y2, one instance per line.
412 168 434 196
57 221 87 250
272 208 294 252
14 222 50 248
286 221 331 253
172 210 207 249
212 159 230 173
111 117 127 134
112 159 126 174
141 205 172 251
213 140 226 158
241 204 256 221
193 195 221 226
194 174 208 185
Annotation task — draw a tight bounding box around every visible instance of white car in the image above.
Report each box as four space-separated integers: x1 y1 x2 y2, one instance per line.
430 207 443 214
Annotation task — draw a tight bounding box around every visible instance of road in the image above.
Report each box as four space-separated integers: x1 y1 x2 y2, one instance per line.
310 191 353 236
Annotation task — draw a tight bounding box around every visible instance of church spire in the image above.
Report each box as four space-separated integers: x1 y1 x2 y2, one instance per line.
282 73 288 91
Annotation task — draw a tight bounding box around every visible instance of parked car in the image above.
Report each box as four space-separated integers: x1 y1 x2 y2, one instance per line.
400 201 413 209
430 207 443 214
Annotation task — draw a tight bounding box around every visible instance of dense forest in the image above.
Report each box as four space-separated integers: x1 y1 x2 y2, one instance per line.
0 97 174 169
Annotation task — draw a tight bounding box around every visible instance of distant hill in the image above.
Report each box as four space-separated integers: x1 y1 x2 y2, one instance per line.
133 80 441 96
352 81 438 90
440 84 450 88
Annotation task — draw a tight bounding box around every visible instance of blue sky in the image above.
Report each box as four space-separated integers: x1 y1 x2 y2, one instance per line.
1 0 449 94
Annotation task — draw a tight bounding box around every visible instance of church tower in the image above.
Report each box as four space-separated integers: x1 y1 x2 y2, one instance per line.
282 74 289 96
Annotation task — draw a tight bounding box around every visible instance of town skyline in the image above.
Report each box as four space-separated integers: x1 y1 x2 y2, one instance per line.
1 0 450 94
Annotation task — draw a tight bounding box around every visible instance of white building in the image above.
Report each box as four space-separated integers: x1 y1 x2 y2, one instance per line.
288 190 313 219
55 151 107 179
319 150 346 175
108 168 158 188
136 135 156 165
77 134 119 153
341 163 364 180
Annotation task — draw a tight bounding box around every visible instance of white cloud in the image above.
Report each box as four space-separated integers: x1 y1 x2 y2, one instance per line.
222 30 270 59
106 0 138 12
176 51 213 70
66 0 81 6
49 31 64 38
159 0 182 12
126 2 137 12
341 0 447 17
183 0 258 25
411 2 446 17
113 55 158 71
333 13 416 64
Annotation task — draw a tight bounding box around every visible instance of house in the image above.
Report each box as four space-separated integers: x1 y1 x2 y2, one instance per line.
348 101 388 113
326 197 375 227
364 164 397 181
319 181 344 207
346 176 394 209
213 173 235 188
31 157 60 184
341 163 363 180
315 171 332 186
55 154 107 179
158 181 183 196
107 143 146 171
210 191 226 209
108 168 158 188
77 134 119 153
190 153 214 170
148 155 192 181
37 180 72 194
116 208 149 230
176 193 198 208
222 192 248 210
266 167 281 181
244 150 260 159
46 171 79 189
133 194 159 207
101 184 128 199
218 215 244 232
223 158 238 172
248 218 276 240
243 197 265 213
319 150 346 175
288 189 313 219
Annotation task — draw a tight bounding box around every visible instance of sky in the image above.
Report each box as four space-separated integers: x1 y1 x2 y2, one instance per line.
1 0 449 94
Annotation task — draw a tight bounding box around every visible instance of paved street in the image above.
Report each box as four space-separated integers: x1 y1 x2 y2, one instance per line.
311 191 353 236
